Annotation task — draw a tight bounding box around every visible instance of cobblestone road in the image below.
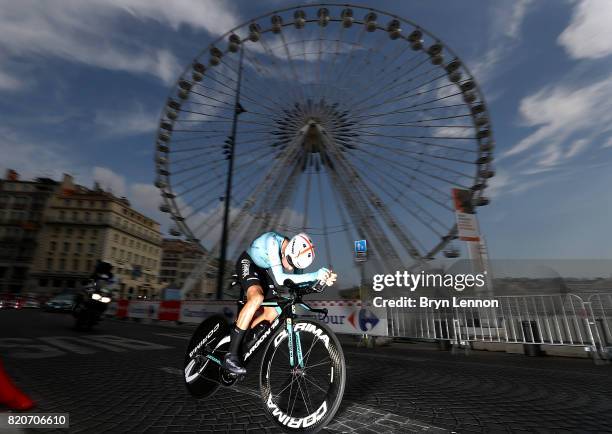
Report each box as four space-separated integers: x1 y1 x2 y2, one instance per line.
1 310 611 433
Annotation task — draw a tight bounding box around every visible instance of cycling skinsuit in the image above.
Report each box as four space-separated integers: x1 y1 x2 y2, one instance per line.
236 232 320 297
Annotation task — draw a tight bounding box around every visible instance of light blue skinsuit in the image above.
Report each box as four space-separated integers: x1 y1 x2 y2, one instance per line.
247 232 325 285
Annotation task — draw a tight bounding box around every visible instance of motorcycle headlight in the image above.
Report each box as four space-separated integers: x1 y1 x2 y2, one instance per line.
101 297 111 304
92 293 102 301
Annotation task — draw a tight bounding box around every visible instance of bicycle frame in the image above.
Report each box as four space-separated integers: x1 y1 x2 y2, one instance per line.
203 294 328 370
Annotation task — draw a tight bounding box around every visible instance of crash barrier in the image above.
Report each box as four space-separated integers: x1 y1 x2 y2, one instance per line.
106 299 388 336
386 292 612 361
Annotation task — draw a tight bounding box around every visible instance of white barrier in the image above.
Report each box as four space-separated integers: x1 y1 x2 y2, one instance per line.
127 301 160 319
106 299 387 336
178 301 237 324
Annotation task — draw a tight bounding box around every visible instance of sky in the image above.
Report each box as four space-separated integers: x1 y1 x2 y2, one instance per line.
1 0 612 266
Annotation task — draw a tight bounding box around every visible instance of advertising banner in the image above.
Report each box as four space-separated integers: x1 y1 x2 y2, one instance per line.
127 301 159 319
158 300 181 321
179 301 237 324
116 300 129 319
452 188 481 242
297 300 388 336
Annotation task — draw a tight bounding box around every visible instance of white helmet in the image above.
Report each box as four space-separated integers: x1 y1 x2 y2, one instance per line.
285 233 315 269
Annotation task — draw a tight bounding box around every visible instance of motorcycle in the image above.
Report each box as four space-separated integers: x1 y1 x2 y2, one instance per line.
72 261 114 330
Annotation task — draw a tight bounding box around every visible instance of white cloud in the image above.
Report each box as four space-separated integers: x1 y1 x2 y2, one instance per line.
603 137 612 148
558 0 612 60
0 127 84 180
93 166 127 196
0 0 240 87
0 69 22 91
505 75 612 163
94 103 157 136
469 0 533 84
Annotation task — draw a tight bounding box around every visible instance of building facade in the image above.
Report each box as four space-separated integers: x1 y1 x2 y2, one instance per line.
159 239 217 299
0 170 59 294
29 174 164 299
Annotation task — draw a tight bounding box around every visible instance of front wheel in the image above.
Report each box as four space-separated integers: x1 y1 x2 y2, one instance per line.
260 320 346 433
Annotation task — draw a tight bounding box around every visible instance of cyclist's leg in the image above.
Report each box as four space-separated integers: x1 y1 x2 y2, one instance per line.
224 252 263 374
236 285 264 330
251 307 278 328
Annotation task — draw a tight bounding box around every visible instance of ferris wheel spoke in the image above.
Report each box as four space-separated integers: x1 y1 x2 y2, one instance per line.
349 56 433 113
349 142 472 189
220 55 294 116
353 135 477 164
351 69 453 116
349 136 476 180
349 155 450 237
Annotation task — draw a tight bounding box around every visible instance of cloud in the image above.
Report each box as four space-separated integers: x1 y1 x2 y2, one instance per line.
0 69 23 91
504 75 612 163
469 0 533 85
0 127 83 179
0 0 240 88
94 103 157 136
558 0 612 60
93 166 127 196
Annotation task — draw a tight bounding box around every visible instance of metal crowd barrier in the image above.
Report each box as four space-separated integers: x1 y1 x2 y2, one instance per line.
386 293 612 361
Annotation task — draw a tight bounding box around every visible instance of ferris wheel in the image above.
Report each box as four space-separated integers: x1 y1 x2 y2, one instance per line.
154 4 495 296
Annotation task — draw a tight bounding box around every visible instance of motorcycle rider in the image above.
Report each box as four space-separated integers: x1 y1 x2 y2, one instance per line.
223 232 337 375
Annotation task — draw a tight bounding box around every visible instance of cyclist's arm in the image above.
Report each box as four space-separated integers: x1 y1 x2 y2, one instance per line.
266 236 320 285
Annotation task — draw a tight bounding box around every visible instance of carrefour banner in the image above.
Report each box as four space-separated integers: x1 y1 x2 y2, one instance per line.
297 300 388 336
179 301 237 324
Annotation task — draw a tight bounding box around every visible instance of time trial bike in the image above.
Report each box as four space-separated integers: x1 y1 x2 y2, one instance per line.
183 276 346 433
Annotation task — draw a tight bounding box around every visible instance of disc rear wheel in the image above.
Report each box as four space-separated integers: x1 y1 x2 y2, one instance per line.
184 315 230 398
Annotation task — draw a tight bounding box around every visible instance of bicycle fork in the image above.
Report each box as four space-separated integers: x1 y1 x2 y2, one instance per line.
287 309 304 368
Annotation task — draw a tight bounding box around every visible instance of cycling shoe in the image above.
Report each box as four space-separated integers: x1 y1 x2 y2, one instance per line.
223 353 246 375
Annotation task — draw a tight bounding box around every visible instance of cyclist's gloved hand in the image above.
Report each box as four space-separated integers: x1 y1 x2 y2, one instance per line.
316 268 330 281
325 272 338 286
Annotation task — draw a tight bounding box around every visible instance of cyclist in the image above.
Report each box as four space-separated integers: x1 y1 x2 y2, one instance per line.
223 232 337 374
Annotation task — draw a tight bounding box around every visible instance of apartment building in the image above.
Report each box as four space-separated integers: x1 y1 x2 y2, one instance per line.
159 238 219 299
0 170 59 293
29 174 164 298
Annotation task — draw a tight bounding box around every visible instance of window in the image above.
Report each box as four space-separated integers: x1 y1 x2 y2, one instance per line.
97 213 103 222
63 242 70 252
72 211 78 221
127 252 132 261
79 228 85 238
86 260 92 271
84 212 90 222
66 227 73 237
89 243 95 254
50 241 57 251
122 237 126 246
59 210 65 221
76 243 83 253
112 247 117 257
114 233 119 242
91 230 97 239
73 259 79 271
64 199 71 206
46 258 53 270
129 239 134 247
59 259 65 270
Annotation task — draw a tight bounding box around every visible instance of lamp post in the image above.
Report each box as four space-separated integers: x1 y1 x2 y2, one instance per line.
216 44 245 300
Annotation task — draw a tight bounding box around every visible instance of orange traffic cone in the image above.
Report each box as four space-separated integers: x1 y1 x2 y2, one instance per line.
0 358 34 411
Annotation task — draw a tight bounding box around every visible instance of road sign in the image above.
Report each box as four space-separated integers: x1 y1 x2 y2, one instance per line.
355 240 367 262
